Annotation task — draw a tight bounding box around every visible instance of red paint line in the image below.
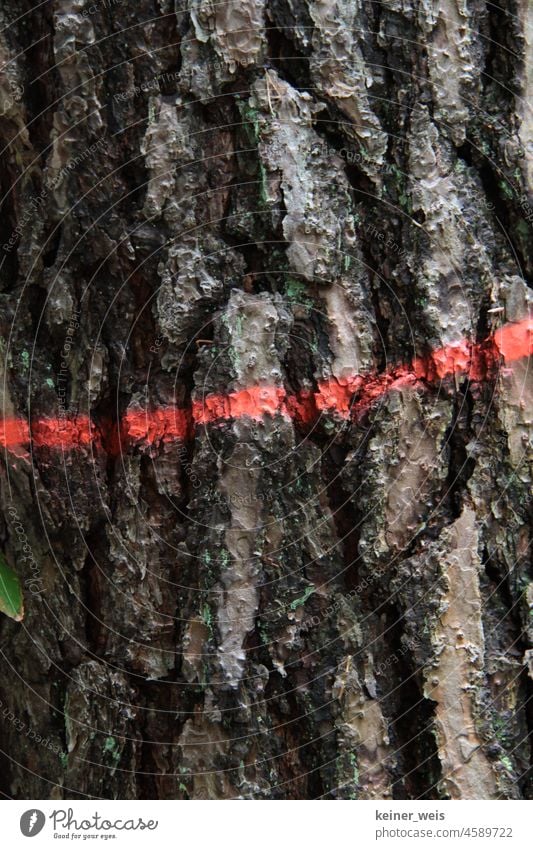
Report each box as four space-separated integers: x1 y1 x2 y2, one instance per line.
192 385 288 425
1 316 531 454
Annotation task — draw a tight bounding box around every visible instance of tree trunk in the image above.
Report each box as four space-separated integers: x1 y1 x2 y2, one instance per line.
0 0 531 800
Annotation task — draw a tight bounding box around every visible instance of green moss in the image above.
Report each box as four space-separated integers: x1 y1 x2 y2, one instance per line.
499 180 515 201
258 161 269 207
500 755 513 772
386 163 405 185
218 549 230 568
492 713 512 747
348 752 359 796
238 101 260 145
398 191 412 213
515 218 530 241
201 603 213 632
290 585 316 610
103 736 118 753
103 736 121 766
201 661 210 688
148 99 157 124
284 276 313 307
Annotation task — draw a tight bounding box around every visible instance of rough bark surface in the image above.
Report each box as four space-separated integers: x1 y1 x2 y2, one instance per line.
0 0 531 799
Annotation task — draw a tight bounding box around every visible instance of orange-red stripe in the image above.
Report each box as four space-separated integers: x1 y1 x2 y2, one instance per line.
1 316 531 453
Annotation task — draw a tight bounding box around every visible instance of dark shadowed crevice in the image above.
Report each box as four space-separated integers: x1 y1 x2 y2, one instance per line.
482 1 519 96
0 192 19 289
443 385 476 519
42 225 62 269
376 604 442 800
521 670 533 799
322 447 363 591
14 4 57 158
81 521 111 659
264 3 313 93
456 139 532 286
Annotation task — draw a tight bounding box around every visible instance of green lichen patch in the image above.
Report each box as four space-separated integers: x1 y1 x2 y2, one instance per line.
290 585 316 610
284 276 314 307
103 735 121 767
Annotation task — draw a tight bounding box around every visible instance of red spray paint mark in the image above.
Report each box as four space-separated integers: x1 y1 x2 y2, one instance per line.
121 407 191 444
1 316 531 454
192 385 287 426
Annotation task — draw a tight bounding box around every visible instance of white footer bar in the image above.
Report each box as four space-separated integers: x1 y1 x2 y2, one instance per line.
5 799 531 848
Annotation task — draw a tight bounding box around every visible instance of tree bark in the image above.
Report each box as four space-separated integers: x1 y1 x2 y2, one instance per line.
0 0 531 800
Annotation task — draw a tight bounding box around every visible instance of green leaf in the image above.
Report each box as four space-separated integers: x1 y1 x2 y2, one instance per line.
0 553 24 622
